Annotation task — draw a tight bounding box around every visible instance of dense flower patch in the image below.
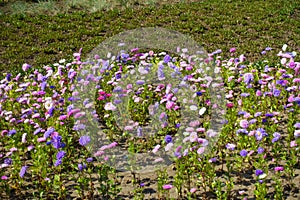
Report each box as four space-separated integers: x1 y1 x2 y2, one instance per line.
0 44 299 199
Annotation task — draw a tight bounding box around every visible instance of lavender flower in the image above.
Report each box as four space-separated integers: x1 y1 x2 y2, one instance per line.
79 135 91 146
240 149 248 157
51 135 63 149
272 132 281 143
20 166 28 178
257 147 264 154
255 128 268 141
56 151 66 160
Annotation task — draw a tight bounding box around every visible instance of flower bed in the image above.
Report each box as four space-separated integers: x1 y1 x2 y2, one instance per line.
0 45 299 199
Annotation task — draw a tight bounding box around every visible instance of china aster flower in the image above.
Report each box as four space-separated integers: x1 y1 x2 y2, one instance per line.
255 128 268 141
79 135 91 146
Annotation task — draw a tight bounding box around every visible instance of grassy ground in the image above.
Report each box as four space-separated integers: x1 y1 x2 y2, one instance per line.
0 0 299 75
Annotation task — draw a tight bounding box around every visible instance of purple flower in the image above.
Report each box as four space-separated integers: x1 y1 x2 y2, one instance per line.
255 128 268 141
54 159 62 167
4 158 12 165
44 127 55 138
294 97 300 105
273 89 281 97
137 126 143 137
294 122 300 128
255 169 264 176
243 73 254 85
265 113 274 118
272 132 281 143
165 135 172 144
6 73 11 81
79 135 91 146
157 65 165 80
56 151 66 160
240 149 248 157
241 93 250 97
51 135 63 149
40 81 47 91
136 80 145 85
249 119 257 124
236 129 248 135
86 157 93 163
265 47 272 51
257 147 264 154
196 91 202 96
8 129 16 136
163 55 171 63
20 166 28 178
78 163 84 171
78 163 87 171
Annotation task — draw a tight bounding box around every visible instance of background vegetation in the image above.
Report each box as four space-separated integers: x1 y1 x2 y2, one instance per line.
0 0 299 75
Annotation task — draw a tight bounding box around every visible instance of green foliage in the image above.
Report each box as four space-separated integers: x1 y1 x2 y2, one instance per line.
0 0 300 76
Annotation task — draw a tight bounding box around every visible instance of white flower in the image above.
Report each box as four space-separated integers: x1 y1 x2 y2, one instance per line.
104 102 116 111
259 173 267 179
165 143 173 151
190 105 198 111
199 107 206 115
282 44 288 51
294 130 300 138
44 99 53 110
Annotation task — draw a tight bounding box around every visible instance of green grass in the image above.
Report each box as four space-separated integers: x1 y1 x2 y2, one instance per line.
0 0 300 75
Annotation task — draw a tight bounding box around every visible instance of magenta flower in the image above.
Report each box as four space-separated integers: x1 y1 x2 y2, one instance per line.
162 184 173 190
274 166 284 172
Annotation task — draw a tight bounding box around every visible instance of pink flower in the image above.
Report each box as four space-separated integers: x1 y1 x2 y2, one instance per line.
256 90 262 96
32 113 40 119
290 140 297 147
59 115 67 120
37 137 46 142
152 145 160 154
22 63 31 71
230 48 236 53
166 101 175 110
197 147 205 155
162 184 173 190
190 188 197 193
239 119 249 129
